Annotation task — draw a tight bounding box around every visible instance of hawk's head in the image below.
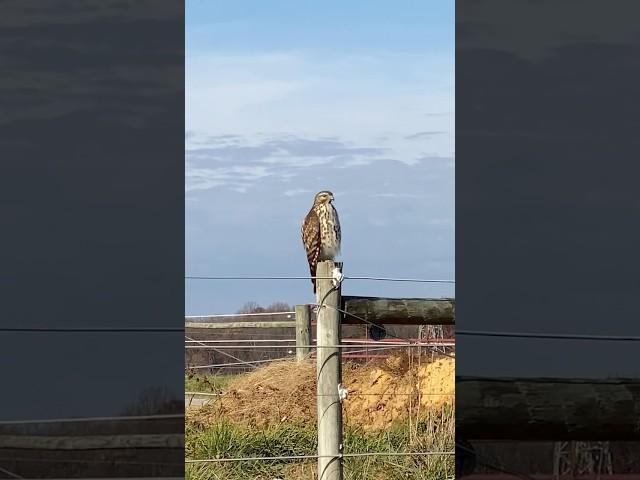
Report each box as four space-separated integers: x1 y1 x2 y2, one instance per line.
314 191 334 205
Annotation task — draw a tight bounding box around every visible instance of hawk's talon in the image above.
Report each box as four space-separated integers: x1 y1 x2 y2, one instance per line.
338 383 348 402
332 267 344 288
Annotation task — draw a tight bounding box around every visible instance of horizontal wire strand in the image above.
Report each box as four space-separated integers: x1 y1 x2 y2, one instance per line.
0 327 183 333
457 330 640 341
185 275 454 283
186 345 416 368
186 311 294 319
185 391 453 397
185 343 453 349
187 358 286 369
319 303 457 360
186 275 332 281
5 456 183 467
185 338 453 344
346 276 454 283
186 334 261 369
186 451 454 463
0 413 183 426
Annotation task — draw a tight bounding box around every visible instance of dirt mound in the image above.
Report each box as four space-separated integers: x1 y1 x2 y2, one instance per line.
346 355 454 429
189 354 454 431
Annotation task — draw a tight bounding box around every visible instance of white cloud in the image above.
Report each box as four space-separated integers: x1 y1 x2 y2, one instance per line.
283 189 312 197
185 134 396 193
185 48 454 199
185 162 271 192
186 50 454 157
371 193 425 199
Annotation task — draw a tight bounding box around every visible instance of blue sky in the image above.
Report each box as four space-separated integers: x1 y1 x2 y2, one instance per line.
186 1 454 314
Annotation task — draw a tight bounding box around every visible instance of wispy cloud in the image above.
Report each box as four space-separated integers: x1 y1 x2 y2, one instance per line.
186 50 453 147
405 131 446 140
185 134 395 192
371 193 425 198
185 162 271 192
283 189 313 197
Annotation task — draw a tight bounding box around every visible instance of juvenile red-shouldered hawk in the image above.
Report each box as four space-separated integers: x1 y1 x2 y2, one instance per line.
301 191 341 293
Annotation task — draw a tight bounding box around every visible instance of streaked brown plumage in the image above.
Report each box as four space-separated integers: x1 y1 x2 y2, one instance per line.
301 191 341 293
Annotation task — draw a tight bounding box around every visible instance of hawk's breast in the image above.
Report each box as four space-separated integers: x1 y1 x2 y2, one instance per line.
317 204 341 260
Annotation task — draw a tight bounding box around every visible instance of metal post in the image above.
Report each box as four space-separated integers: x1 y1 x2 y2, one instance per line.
316 260 343 480
295 304 311 362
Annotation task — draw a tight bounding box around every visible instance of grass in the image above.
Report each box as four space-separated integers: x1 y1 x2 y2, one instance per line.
185 373 238 393
185 404 454 480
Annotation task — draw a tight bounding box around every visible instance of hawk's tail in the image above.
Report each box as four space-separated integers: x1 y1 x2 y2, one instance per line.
310 264 317 294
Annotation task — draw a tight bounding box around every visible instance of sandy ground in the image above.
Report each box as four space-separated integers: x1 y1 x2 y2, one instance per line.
188 353 454 430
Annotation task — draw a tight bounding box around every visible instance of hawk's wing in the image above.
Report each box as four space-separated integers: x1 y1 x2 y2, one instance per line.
302 207 321 293
332 204 341 251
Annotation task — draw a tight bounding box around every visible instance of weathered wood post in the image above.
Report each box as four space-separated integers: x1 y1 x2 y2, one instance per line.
316 260 343 480
295 304 311 362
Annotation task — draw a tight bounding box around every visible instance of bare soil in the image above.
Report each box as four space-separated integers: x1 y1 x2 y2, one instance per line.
189 352 454 431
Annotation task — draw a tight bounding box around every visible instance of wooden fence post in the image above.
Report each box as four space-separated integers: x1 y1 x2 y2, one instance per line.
295 304 311 362
315 260 343 480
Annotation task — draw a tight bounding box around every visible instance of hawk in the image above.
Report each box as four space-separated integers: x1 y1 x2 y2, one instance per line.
301 190 341 293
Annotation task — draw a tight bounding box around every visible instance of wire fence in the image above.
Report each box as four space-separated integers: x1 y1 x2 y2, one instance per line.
185 275 455 284
186 311 295 319
184 272 456 473
185 300 455 474
185 343 453 349
185 451 455 463
0 413 183 426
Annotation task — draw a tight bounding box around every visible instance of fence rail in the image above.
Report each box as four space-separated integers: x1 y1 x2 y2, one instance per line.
185 321 296 329
458 377 640 440
0 434 183 450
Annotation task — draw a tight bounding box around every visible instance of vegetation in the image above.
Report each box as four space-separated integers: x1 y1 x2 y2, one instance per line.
185 404 454 480
121 385 182 415
236 301 292 314
185 373 238 393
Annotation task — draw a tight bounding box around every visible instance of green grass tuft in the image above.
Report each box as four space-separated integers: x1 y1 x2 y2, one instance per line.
186 409 454 480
